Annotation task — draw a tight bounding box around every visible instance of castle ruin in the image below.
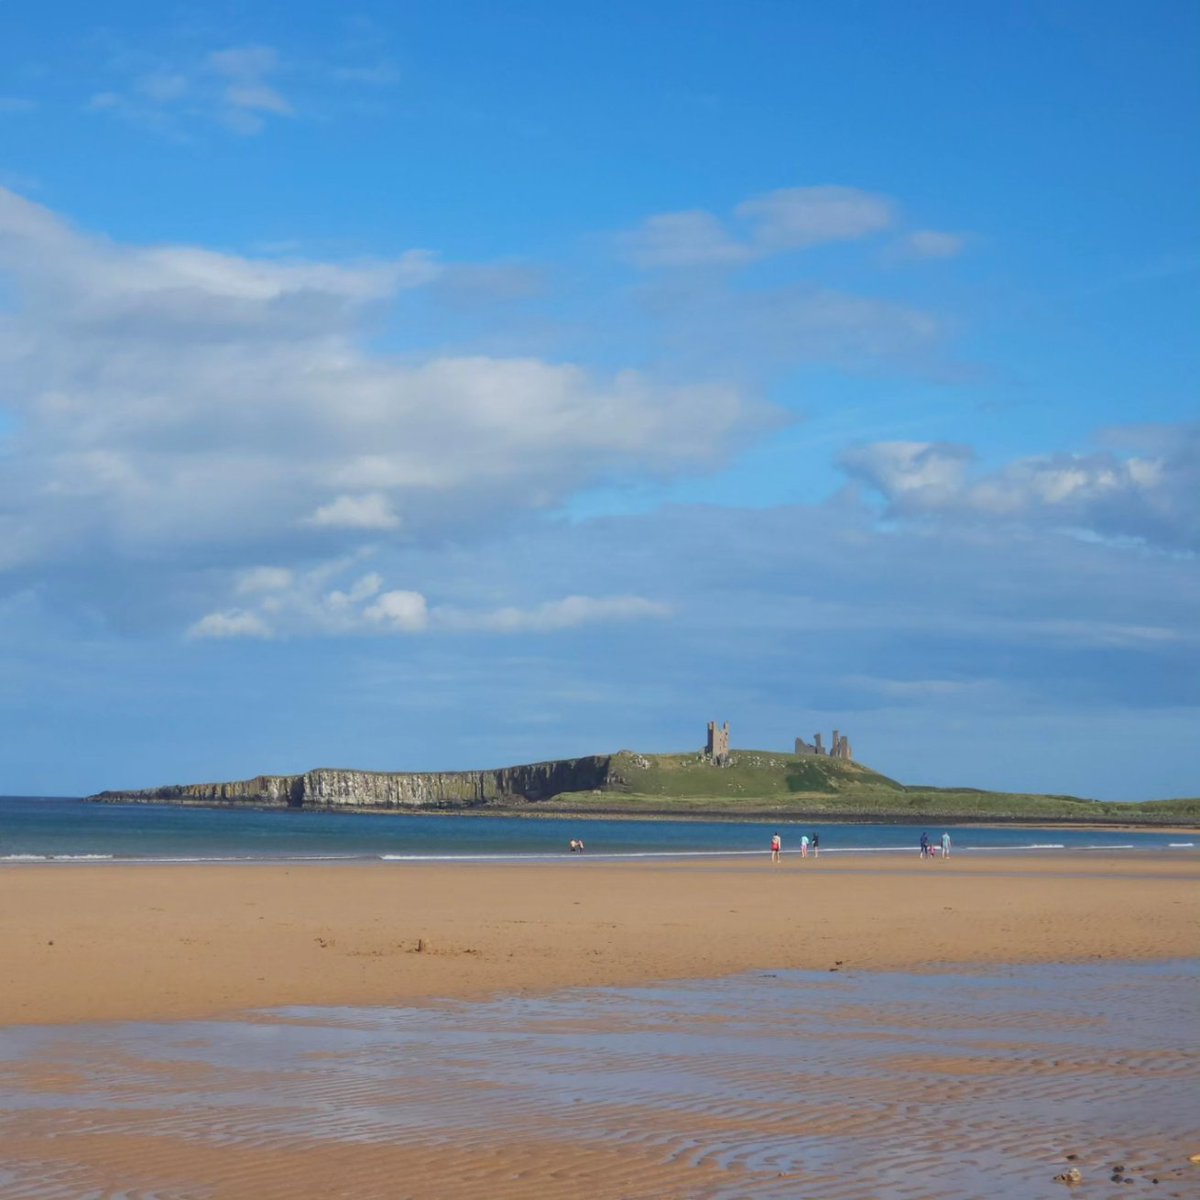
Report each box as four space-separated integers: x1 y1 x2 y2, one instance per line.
702 718 851 763
705 720 730 764
795 730 853 760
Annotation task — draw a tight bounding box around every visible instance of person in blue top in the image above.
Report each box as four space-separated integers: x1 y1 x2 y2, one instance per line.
919 831 930 859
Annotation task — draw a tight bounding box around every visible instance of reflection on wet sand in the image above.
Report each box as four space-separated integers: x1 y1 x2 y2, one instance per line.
1 959 1198 1199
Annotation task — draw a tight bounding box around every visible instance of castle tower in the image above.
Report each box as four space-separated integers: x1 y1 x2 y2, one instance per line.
706 720 730 764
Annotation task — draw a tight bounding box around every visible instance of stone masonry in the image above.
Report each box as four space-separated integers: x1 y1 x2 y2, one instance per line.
794 730 853 760
705 720 731 764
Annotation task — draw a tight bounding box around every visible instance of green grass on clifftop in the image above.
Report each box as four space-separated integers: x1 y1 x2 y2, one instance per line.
530 749 1199 824
608 748 902 799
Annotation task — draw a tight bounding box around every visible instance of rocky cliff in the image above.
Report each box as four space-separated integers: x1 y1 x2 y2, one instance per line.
89 757 615 810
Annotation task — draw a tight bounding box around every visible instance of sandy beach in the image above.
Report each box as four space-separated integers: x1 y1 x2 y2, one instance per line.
3 853 1199 1199
2 956 1195 1200
3 853 1196 1026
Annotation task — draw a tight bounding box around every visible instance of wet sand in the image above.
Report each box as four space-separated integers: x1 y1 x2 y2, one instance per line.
2 853 1196 1025
2 960 1198 1199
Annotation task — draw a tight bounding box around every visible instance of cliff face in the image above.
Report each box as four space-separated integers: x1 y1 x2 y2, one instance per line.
90 757 614 810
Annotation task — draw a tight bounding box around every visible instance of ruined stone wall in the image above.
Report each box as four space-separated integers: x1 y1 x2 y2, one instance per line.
794 731 853 760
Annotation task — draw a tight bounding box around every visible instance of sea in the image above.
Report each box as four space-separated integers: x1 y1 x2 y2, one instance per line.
1 795 1194 864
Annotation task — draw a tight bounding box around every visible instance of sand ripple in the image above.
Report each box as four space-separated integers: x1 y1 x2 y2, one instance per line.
1 960 1198 1199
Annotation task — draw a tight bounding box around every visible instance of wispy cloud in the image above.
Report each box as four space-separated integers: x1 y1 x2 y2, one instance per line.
619 210 752 268
620 185 898 268
888 230 967 261
205 45 292 133
736 186 895 252
188 560 672 639
622 186 967 275
85 39 398 137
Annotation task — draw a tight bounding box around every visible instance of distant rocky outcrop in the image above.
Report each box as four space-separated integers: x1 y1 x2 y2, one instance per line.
90 757 614 811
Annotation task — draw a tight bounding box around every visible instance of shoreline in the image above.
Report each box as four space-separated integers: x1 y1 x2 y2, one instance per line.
2 853 1196 1027
69 795 1200 830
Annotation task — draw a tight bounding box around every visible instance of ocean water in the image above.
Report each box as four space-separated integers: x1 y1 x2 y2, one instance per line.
0 795 1193 864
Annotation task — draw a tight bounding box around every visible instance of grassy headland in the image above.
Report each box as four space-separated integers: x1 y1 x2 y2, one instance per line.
90 748 1199 825
531 749 1200 825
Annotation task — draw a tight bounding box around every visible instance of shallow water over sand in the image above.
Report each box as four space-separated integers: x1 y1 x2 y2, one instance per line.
1 960 1197 1199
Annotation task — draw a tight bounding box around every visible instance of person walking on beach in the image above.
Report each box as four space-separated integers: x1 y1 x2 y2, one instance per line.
941 831 951 859
811 832 820 859
800 833 810 859
770 832 782 864
919 832 929 859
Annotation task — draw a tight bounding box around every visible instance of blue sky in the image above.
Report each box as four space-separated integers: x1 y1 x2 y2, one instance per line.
1 1 1197 799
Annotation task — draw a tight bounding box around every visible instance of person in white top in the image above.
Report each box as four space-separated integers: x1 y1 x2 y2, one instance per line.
800 834 810 858
941 831 951 859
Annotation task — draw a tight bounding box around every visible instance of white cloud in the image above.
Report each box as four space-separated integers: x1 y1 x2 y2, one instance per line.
735 186 895 252
0 189 761 607
619 211 751 269
363 589 429 631
841 426 1200 552
620 185 897 268
187 610 273 639
304 493 402 530
188 553 672 639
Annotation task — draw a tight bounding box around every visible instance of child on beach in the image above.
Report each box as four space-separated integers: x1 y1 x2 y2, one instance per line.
770 833 781 863
811 832 820 859
800 834 810 858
